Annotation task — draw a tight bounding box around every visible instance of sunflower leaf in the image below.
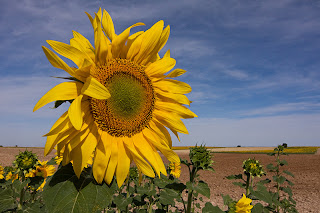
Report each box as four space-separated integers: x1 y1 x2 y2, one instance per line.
0 188 16 212
43 163 112 213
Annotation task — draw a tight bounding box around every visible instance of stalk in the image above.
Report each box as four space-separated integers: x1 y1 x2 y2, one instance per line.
245 173 251 196
186 167 197 213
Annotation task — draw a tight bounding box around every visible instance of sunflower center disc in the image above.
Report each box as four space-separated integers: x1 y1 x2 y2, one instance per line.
90 59 155 137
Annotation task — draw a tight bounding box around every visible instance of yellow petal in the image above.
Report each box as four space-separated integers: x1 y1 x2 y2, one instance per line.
150 144 167 176
163 49 170 58
34 81 82 112
153 109 188 134
123 137 155 178
102 9 116 41
166 68 187 78
43 111 69 136
116 140 130 187
155 101 197 119
81 76 110 99
153 79 192 94
120 31 144 59
45 101 91 156
112 22 145 58
155 88 191 105
47 40 87 68
93 130 112 183
42 46 76 77
133 133 161 177
140 25 170 65
68 95 83 130
45 127 75 156
94 13 110 64
148 120 172 148
105 137 118 184
71 124 99 178
145 57 176 77
67 119 92 151
126 32 145 61
134 20 164 64
86 8 102 30
142 128 180 163
70 31 95 62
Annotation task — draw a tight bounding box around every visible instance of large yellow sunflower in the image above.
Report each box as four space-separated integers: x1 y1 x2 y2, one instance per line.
34 8 196 187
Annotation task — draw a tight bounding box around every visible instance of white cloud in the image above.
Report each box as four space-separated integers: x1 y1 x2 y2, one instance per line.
0 76 68 118
241 102 320 116
173 114 320 147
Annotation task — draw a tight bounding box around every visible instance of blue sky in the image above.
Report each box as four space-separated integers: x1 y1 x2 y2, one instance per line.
1 0 320 147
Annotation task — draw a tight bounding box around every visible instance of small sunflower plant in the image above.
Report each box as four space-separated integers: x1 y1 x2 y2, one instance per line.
0 150 56 211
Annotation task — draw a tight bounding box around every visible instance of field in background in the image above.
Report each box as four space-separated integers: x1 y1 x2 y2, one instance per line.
172 146 319 154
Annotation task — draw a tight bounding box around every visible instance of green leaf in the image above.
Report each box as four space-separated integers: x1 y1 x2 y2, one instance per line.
53 100 73 109
13 179 30 194
165 182 186 193
226 174 243 180
186 181 193 191
113 195 133 211
47 157 57 165
159 189 179 206
286 179 294 186
283 170 294 177
267 153 276 156
0 188 16 212
279 160 288 166
18 200 46 213
273 176 286 184
221 194 234 206
282 187 293 197
251 184 273 205
193 181 210 198
202 202 224 213
252 203 269 213
258 178 271 185
232 182 246 188
267 164 276 171
43 163 112 213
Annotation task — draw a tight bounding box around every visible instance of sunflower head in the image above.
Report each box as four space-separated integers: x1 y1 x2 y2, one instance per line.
243 158 264 177
35 161 56 178
169 162 181 178
0 166 4 179
14 150 38 171
34 8 197 187
235 194 253 213
189 145 214 171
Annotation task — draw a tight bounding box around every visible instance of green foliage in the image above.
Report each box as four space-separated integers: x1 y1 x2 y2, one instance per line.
43 163 112 213
0 145 301 212
249 145 298 212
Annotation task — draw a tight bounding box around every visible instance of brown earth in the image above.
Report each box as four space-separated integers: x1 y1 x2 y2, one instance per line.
1 147 319 212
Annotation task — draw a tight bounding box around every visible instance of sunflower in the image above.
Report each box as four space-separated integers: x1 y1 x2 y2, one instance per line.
169 162 181 178
235 194 253 213
0 166 4 179
34 8 196 187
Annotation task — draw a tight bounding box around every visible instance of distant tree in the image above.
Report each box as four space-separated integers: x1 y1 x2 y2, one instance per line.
282 143 287 148
237 145 241 147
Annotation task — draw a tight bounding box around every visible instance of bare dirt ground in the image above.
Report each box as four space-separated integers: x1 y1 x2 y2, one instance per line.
1 147 319 212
